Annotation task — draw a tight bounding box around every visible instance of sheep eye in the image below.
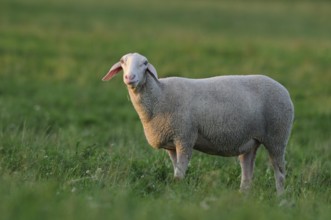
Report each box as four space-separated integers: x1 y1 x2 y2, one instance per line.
120 59 124 64
143 60 148 66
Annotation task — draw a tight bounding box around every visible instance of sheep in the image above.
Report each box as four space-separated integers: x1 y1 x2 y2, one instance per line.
102 52 294 195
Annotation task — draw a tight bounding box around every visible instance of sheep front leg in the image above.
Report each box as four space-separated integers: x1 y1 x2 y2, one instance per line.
173 141 193 180
166 149 177 174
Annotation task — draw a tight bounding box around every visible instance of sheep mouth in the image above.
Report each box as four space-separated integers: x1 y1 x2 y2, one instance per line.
125 80 139 88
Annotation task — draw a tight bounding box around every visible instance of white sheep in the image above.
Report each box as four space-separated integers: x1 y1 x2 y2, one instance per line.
102 53 294 194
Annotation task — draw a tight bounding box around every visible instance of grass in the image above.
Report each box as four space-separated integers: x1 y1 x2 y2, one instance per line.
1 0 331 219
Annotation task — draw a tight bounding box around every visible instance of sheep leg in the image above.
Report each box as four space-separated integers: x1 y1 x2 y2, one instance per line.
269 152 286 195
238 140 259 192
173 142 193 180
166 149 177 174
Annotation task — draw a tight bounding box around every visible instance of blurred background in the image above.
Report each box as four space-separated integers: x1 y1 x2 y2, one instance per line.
0 0 330 219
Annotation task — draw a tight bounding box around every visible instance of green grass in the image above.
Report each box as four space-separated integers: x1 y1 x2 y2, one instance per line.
1 0 331 219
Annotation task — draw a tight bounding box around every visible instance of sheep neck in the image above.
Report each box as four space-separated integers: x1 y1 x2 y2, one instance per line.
127 73 162 122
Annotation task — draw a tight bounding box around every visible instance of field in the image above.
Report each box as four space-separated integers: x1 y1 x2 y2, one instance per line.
1 0 331 219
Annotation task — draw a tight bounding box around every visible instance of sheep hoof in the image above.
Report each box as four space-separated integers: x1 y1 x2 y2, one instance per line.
174 175 184 181
239 187 251 195
174 168 185 180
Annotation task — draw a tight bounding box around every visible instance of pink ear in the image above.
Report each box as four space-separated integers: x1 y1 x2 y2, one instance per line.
102 62 122 81
147 63 158 79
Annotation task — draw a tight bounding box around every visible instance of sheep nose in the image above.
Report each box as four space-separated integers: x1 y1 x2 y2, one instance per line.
125 74 136 80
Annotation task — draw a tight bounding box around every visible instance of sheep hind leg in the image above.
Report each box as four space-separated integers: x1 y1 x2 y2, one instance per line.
238 140 260 193
268 151 286 195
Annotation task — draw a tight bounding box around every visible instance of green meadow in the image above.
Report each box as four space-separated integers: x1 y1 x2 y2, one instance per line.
1 0 331 219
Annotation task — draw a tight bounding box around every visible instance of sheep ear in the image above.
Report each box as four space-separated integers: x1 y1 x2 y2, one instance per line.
147 63 158 79
102 62 122 81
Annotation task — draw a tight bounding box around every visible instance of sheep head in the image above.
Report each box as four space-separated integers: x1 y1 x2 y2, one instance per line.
102 53 158 89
